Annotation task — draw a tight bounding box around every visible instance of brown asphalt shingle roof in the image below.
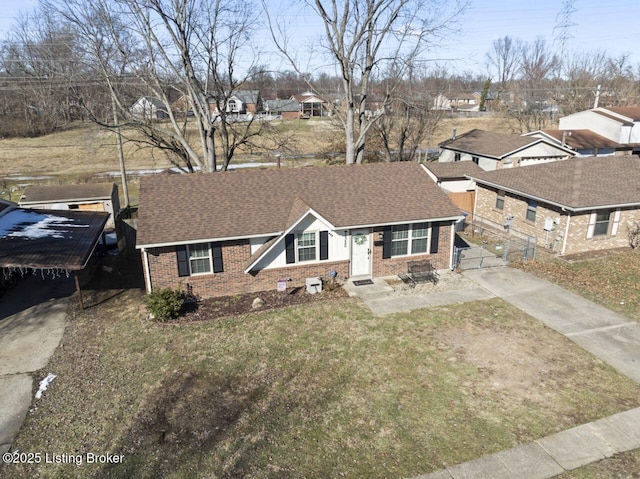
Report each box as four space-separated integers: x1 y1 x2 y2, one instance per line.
601 106 640 122
424 161 484 179
539 130 621 149
19 183 115 205
468 156 640 210
136 162 461 247
438 129 563 159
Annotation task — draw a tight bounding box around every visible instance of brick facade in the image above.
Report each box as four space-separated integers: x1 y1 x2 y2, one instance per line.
143 222 455 299
476 185 640 255
371 223 453 277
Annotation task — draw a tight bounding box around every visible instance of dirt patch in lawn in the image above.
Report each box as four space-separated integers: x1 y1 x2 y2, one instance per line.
438 323 556 403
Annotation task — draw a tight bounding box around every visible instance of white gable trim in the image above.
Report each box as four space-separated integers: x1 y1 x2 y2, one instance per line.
243 207 336 273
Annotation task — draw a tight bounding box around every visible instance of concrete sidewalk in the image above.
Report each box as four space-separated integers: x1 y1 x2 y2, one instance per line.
414 407 640 479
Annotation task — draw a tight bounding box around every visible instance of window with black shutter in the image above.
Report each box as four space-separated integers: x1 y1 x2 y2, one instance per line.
176 245 190 277
285 234 296 264
430 222 440 254
211 242 224 273
319 231 329 260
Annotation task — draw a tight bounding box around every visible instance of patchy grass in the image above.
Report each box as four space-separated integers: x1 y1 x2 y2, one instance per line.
557 449 640 478
4 267 640 478
519 249 640 319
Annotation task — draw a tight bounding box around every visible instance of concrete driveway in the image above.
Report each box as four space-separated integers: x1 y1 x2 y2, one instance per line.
464 267 640 383
0 274 73 454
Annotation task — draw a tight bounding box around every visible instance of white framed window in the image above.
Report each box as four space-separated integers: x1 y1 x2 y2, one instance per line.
593 210 611 237
495 190 505 210
454 152 461 162
297 232 317 262
526 199 537 222
472 156 479 165
228 99 240 112
391 223 429 257
588 209 620 239
188 243 212 274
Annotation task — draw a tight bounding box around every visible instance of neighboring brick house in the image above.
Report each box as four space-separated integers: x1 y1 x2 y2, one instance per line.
18 183 120 230
439 129 575 171
467 156 640 255
263 99 300 120
136 163 462 299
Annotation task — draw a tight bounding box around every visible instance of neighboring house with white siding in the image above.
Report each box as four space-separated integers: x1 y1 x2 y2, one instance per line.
438 129 575 171
523 129 620 157
558 106 640 155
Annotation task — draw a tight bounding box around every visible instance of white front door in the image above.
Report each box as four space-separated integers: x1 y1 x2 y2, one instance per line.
350 228 371 277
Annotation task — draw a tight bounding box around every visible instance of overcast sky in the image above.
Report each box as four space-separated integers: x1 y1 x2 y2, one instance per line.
1 0 638 76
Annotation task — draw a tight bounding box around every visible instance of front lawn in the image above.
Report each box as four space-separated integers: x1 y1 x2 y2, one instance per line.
4 281 640 479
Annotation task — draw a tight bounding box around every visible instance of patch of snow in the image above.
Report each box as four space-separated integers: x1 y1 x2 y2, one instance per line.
35 373 57 399
0 210 89 240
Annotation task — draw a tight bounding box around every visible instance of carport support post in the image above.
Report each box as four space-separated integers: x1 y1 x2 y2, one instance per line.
74 272 84 310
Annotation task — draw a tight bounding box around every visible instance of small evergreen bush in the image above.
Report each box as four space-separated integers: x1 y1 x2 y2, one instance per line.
144 287 184 321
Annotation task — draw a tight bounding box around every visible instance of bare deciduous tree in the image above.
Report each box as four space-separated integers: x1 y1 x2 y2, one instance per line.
53 0 267 173
267 0 468 164
485 36 522 92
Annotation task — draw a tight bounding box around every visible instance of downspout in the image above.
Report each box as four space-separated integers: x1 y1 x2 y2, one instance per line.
142 248 152 293
449 222 455 270
561 212 571 256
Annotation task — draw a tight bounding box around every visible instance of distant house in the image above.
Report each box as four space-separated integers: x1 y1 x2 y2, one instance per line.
468 156 640 255
433 92 480 111
136 162 461 299
208 90 262 116
558 106 640 155
291 92 330 117
438 129 575 171
19 183 120 231
523 130 620 157
263 99 300 120
130 97 169 121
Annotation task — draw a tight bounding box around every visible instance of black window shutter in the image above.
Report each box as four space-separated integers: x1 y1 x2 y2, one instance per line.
319 231 329 260
176 245 190 277
285 233 296 264
382 226 392 259
430 222 440 254
211 242 224 273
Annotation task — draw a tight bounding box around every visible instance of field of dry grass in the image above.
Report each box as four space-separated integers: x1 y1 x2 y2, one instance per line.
0 114 514 177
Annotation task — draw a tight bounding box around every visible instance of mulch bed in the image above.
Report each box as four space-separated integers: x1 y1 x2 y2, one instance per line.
179 284 349 322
